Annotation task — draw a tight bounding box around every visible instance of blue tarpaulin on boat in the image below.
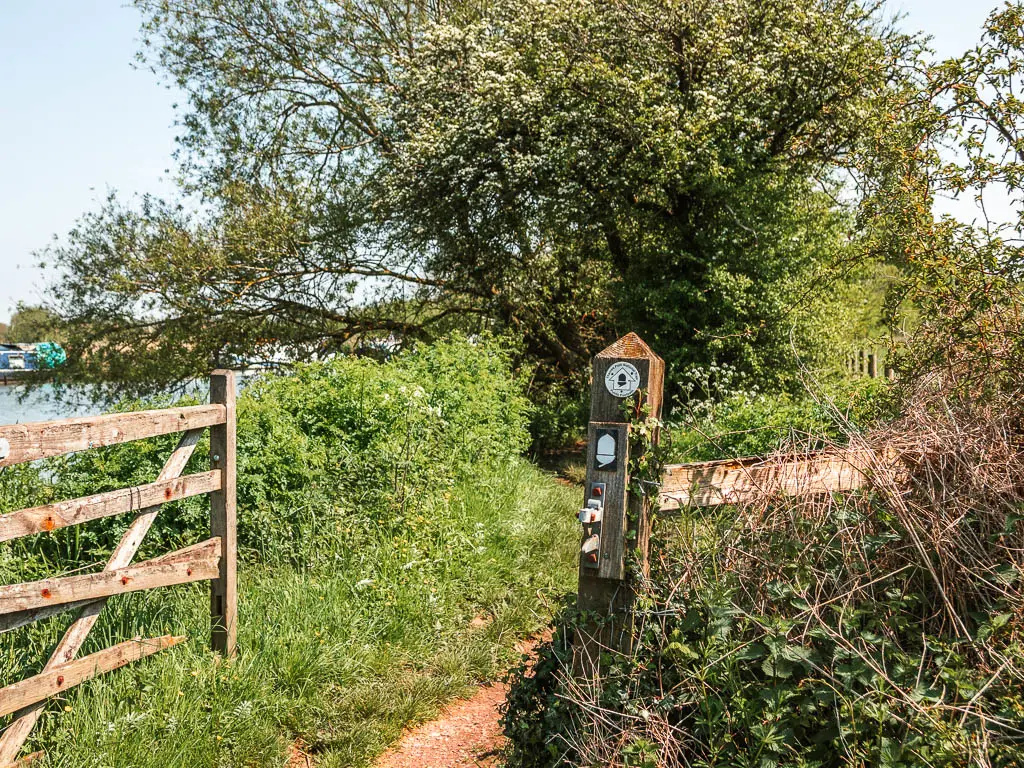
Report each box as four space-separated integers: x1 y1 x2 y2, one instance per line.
35 342 66 369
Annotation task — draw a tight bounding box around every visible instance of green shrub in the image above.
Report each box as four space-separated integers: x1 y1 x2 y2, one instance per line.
528 389 589 455
668 377 893 462
0 336 530 570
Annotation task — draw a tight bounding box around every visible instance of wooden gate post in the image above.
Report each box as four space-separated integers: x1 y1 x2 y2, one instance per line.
210 370 238 657
576 333 663 658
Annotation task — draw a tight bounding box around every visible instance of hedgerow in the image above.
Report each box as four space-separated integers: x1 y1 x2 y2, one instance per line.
2 336 530 567
505 353 1024 767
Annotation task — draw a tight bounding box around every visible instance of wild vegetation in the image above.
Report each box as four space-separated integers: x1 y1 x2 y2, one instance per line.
501 5 1024 764
6 0 1024 765
0 339 579 766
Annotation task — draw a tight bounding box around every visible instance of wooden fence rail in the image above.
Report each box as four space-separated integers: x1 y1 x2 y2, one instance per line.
0 371 237 766
658 449 877 512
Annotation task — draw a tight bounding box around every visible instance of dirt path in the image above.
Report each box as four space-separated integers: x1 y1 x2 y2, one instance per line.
374 682 509 768
373 635 547 768
285 633 548 768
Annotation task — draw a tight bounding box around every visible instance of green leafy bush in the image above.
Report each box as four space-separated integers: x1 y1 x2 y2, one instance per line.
528 388 589 456
0 337 530 569
668 377 893 462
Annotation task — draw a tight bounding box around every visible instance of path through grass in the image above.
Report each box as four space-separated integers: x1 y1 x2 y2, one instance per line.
2 460 577 767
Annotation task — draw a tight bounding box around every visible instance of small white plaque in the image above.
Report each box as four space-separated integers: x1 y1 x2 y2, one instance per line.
596 433 616 467
0 438 9 461
604 361 641 398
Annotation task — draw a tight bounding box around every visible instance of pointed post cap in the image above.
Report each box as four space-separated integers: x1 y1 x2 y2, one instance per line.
595 332 661 361
590 332 664 423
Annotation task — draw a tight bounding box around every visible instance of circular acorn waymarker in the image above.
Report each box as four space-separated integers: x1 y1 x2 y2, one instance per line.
604 361 640 398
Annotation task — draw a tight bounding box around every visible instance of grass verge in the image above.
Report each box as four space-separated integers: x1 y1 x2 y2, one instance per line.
3 459 576 767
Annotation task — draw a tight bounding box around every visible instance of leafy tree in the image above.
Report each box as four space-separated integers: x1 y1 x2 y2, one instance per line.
386 0 910 388
45 0 909 400
855 2 1024 391
48 0 470 398
5 305 62 344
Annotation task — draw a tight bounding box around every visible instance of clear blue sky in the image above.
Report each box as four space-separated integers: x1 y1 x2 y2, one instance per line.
0 2 178 323
0 0 1001 324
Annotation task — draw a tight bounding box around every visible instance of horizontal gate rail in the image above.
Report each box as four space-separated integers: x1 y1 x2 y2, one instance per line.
0 636 185 718
0 371 237 765
0 471 222 542
0 598 99 636
658 448 882 512
0 404 226 468
0 538 221 615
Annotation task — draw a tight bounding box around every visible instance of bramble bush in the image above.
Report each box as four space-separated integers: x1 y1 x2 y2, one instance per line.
507 550 1024 767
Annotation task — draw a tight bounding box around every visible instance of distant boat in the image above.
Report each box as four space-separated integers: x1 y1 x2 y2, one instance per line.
0 342 66 385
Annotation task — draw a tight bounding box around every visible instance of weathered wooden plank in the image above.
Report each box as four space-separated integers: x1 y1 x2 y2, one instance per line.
658 449 876 512
0 471 222 543
0 428 204 764
0 599 97 636
0 636 184 718
0 405 225 468
0 539 221 615
209 370 238 657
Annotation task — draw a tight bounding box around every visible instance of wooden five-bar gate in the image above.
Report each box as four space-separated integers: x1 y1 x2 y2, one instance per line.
0 371 237 766
575 334 878 660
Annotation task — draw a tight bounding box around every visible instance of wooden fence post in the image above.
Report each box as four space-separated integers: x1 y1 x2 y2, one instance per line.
576 333 663 659
210 370 237 657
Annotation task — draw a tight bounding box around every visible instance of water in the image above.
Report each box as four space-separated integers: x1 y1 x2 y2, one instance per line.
0 376 253 426
0 384 96 425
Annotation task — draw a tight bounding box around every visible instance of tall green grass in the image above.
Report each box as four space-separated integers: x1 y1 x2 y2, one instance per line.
0 339 579 767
